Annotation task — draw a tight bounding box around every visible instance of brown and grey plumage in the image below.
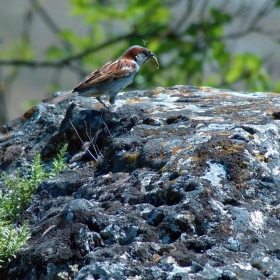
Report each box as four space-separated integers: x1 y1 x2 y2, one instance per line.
42 45 159 108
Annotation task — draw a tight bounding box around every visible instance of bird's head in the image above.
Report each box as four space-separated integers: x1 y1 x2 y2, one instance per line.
122 45 159 69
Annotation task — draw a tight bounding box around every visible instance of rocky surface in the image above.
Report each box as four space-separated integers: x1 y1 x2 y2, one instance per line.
1 85 280 279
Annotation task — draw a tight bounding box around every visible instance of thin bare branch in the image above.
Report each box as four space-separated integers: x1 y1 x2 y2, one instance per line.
84 121 103 158
0 33 137 68
28 0 72 50
222 0 276 41
0 7 34 125
69 120 98 161
173 0 195 32
199 0 209 21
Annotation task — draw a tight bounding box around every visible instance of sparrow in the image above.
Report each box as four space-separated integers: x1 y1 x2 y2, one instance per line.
42 45 159 108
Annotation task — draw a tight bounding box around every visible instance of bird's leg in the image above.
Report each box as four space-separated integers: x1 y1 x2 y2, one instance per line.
109 95 116 105
96 96 108 109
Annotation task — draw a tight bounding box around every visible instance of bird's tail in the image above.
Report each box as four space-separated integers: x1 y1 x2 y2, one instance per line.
41 91 77 104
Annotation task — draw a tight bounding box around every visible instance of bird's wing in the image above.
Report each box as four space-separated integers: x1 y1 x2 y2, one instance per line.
73 59 137 91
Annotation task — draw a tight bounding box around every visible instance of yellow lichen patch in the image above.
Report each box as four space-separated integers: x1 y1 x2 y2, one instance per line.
199 86 215 92
149 88 164 95
161 164 185 174
161 166 167 173
255 154 273 163
219 131 230 136
240 161 249 168
209 142 244 154
124 151 140 164
256 154 265 161
153 254 161 263
226 143 244 153
222 222 233 234
125 98 148 104
144 106 166 114
177 170 186 175
265 158 273 163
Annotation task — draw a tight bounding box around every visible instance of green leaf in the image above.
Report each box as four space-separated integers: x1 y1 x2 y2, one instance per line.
225 55 244 83
211 41 230 65
275 80 280 92
46 46 64 60
60 29 80 44
210 8 231 24
275 0 280 7
0 220 30 263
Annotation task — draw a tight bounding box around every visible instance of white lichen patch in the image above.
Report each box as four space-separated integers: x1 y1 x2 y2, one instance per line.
249 210 266 233
234 262 253 270
201 162 227 188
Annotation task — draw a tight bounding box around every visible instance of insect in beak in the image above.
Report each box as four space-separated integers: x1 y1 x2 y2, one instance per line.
151 55 160 69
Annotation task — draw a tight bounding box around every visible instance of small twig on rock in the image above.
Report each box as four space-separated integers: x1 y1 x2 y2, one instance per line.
69 119 99 161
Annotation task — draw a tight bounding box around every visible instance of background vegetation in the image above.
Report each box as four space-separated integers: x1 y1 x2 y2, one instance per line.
1 0 280 125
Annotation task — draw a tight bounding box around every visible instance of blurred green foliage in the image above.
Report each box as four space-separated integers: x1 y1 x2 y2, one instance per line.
45 0 280 92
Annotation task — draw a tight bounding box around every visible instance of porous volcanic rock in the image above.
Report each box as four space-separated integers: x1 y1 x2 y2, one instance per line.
1 86 280 279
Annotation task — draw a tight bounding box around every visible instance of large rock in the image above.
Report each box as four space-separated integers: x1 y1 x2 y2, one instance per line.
1 86 280 279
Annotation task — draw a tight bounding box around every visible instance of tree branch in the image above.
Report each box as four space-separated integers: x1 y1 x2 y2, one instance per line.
0 32 150 69
29 0 72 50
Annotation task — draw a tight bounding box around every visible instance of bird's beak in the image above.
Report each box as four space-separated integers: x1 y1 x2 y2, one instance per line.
150 53 160 69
